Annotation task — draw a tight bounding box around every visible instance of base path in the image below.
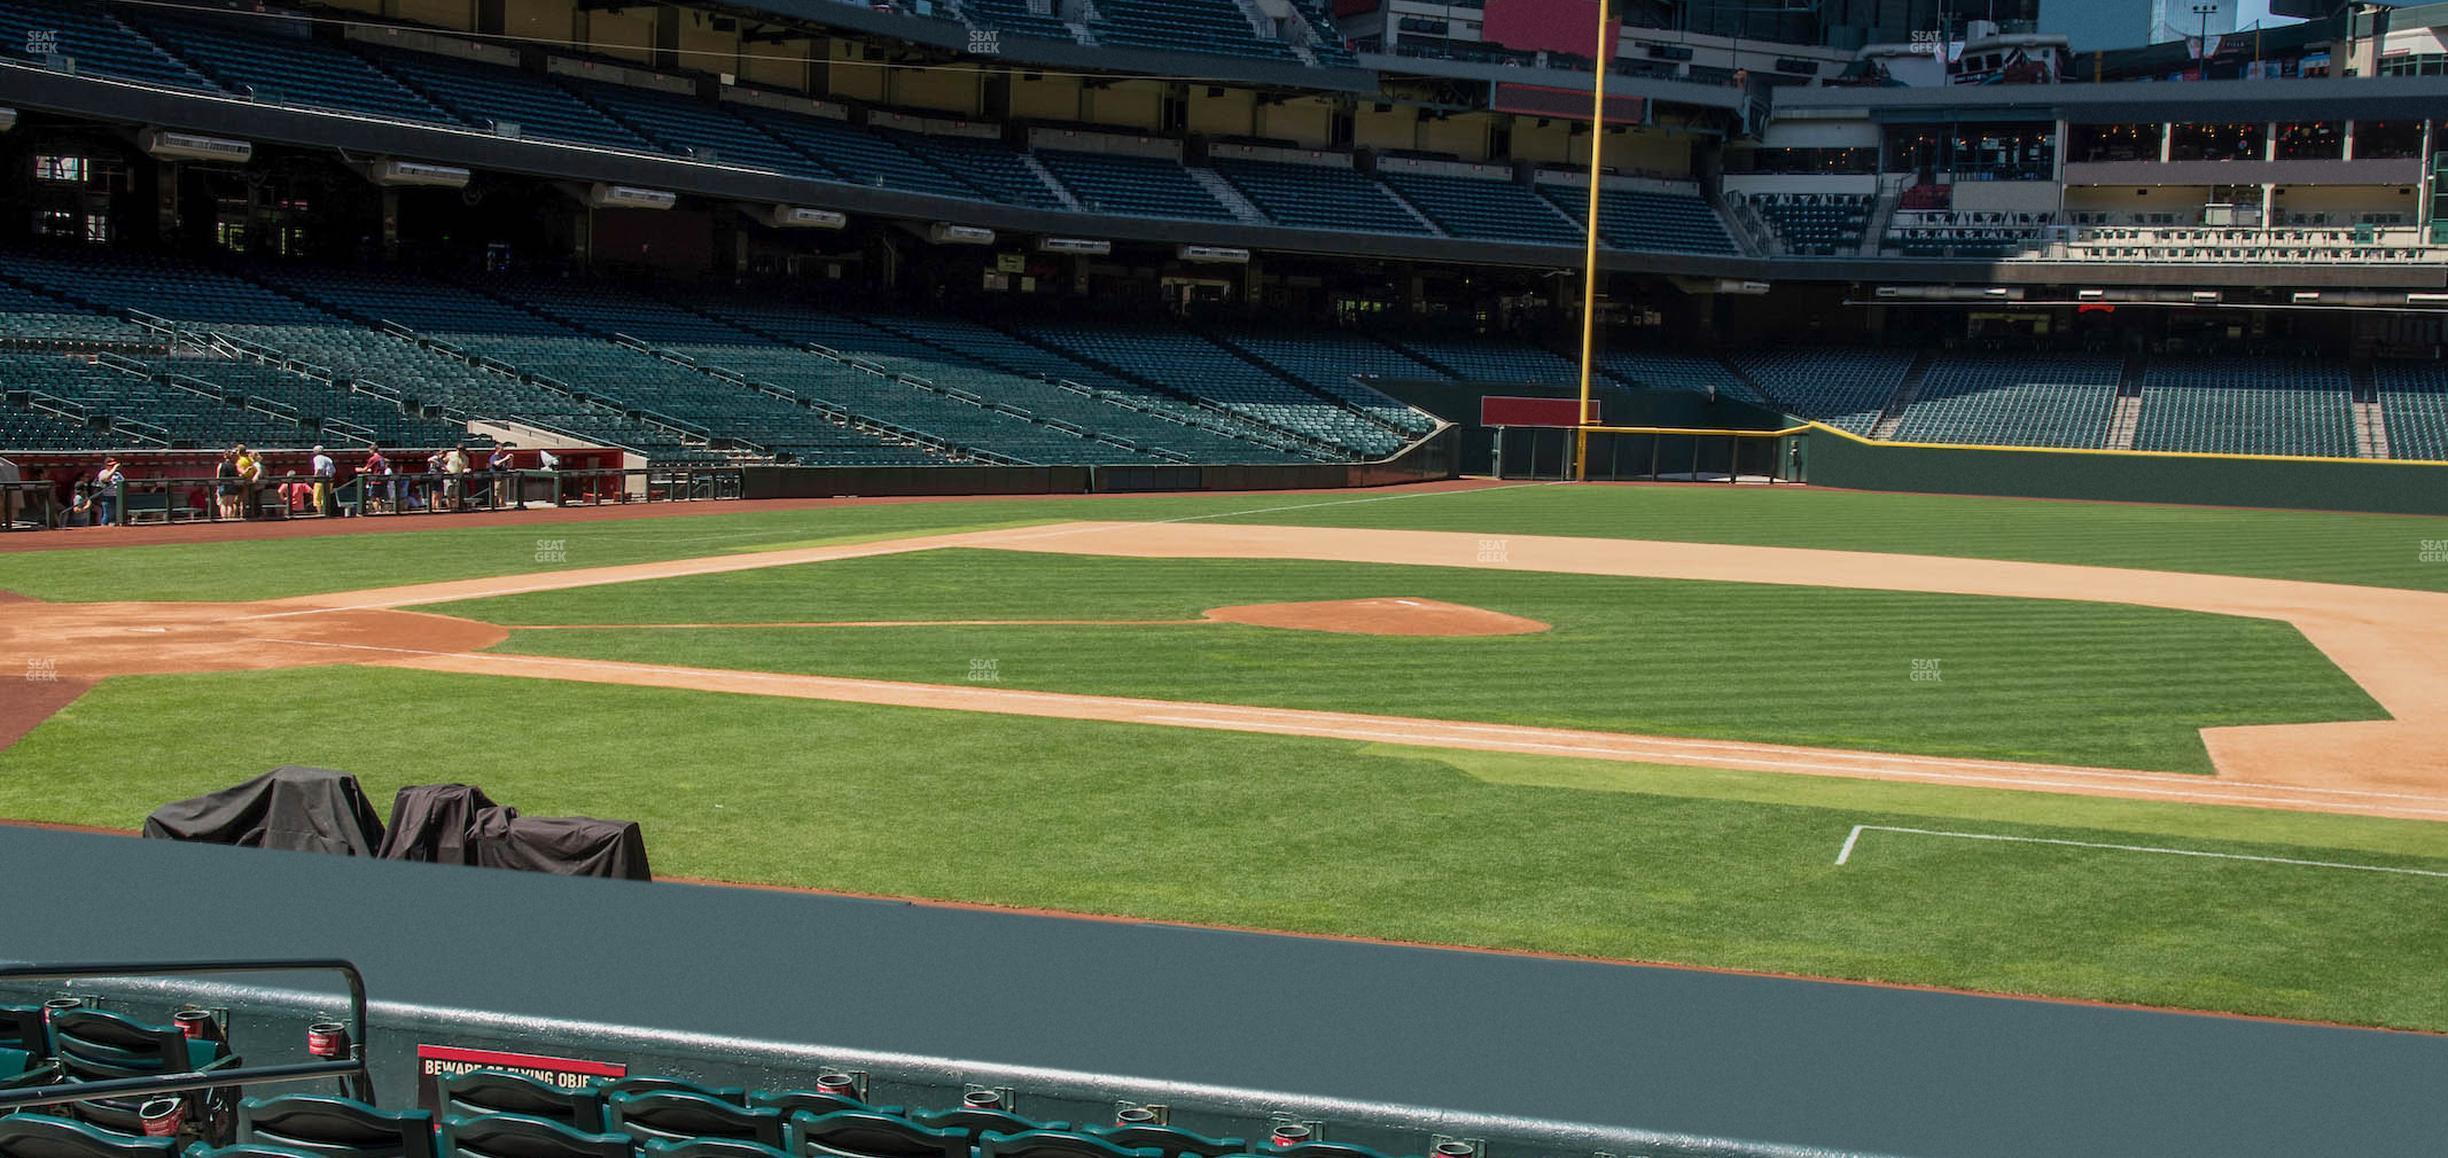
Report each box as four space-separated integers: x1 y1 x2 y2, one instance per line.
347 648 2446 820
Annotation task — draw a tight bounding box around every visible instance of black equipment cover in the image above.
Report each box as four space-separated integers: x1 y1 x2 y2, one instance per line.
375 783 500 864
140 766 385 855
469 807 651 880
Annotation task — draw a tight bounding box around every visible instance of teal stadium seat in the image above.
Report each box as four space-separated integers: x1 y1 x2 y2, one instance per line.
0 1115 179 1158
0 0 216 91
596 1078 746 1105
783 1111 964 1158
46 1009 238 1138
1081 1125 1243 1158
1378 172 1581 246
604 1091 784 1148
903 1108 1056 1149
438 1071 605 1133
1209 160 1432 235
640 1142 793 1158
437 1116 630 1158
238 1095 436 1158
1035 152 1233 222
975 1132 1155 1158
747 1091 904 1122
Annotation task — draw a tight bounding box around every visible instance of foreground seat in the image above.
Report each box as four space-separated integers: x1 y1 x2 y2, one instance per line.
746 1092 900 1123
595 1078 745 1106
238 1095 435 1158
640 1143 791 1158
978 1131 1156 1158
1082 1126 1243 1158
47 1009 237 1138
439 1115 630 1158
605 1092 782 1147
0 1046 62 1091
439 1072 605 1133
784 1111 963 1158
905 1109 1052 1149
0 1005 46 1055
0 1115 178 1158
189 1145 338 1158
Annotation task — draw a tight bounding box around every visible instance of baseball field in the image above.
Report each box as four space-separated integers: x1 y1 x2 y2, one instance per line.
3 481 2445 1031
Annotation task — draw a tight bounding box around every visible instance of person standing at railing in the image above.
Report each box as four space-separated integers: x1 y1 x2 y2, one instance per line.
311 446 336 518
93 457 122 527
234 444 264 519
361 446 390 514
485 444 516 508
443 445 470 512
212 449 241 521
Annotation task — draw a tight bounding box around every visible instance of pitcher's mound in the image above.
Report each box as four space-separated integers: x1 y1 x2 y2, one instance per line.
1203 598 1549 637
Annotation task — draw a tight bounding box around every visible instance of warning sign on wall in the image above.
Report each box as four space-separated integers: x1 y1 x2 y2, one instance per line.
415 1044 628 1113
1480 396 1597 427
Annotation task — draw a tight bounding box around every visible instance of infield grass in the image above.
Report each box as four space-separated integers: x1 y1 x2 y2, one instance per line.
3 665 2442 1031
6 482 2448 602
439 550 2383 774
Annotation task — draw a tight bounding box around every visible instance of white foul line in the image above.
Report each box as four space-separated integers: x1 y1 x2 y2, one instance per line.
1832 824 2448 878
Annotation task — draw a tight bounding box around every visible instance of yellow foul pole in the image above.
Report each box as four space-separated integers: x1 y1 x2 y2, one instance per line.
1573 0 1609 482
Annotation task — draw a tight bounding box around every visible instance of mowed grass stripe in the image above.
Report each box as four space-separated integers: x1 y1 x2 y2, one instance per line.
6 483 2448 604
1229 485 2448 593
1 665 2439 1031
444 551 2383 773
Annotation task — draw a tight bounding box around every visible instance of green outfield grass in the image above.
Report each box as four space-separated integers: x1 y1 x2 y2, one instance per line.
3 665 2442 1031
441 550 2382 774
5 482 2448 603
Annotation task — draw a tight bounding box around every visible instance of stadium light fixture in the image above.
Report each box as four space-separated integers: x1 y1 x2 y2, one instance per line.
2078 289 2107 300
2190 290 2222 302
2292 292 2322 303
2408 293 2448 304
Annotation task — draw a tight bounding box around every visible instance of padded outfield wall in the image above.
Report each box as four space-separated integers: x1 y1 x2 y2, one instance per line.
1366 379 1790 477
739 430 1460 499
1802 429 2448 517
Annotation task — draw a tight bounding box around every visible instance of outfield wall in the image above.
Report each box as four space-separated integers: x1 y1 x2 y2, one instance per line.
740 431 1459 499
1365 379 1787 477
1804 431 2448 516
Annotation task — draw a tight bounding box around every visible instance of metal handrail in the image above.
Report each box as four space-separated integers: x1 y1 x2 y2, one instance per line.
0 958 372 1109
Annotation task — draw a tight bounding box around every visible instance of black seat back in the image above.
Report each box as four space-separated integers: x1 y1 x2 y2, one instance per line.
606 1092 782 1147
1084 1127 1245 1158
439 1071 606 1133
595 1078 745 1106
639 1142 792 1158
784 1112 963 1158
978 1131 1154 1158
906 1109 1047 1147
748 1094 898 1123
240 1095 436 1158
48 1010 194 1082
0 1005 46 1056
439 1114 631 1158
0 1114 180 1158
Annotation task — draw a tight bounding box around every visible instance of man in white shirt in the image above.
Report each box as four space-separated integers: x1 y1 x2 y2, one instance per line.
310 446 336 517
